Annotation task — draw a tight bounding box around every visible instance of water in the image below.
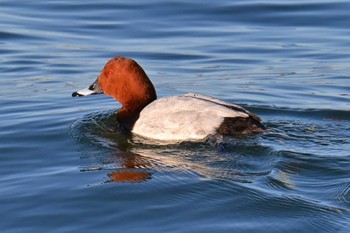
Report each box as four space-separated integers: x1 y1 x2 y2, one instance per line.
1 0 350 232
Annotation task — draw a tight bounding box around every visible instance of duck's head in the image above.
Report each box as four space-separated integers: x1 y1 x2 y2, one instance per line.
72 57 157 112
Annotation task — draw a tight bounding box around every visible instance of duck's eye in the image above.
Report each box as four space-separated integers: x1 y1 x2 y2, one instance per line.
106 70 113 76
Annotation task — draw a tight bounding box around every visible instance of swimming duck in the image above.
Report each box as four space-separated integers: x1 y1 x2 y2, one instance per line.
72 57 265 141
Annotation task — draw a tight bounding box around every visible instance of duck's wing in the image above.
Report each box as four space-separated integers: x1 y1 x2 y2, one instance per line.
184 93 265 135
184 93 261 121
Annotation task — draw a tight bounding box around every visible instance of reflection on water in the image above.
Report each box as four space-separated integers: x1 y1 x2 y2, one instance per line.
70 109 350 217
71 110 277 184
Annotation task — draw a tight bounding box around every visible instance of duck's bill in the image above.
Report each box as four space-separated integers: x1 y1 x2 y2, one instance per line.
72 78 103 97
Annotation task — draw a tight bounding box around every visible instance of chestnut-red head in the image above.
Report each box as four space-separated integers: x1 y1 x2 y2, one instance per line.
73 57 157 113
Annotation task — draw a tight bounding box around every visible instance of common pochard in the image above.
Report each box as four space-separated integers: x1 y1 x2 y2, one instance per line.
72 57 265 142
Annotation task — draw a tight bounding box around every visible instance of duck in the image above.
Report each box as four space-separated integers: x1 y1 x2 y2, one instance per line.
72 56 265 142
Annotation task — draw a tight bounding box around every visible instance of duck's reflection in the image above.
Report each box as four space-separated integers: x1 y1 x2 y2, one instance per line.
74 112 275 184
81 133 277 184
91 140 265 184
80 134 224 184
106 151 152 183
108 170 151 183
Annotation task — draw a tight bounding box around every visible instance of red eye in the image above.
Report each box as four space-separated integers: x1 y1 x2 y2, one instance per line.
107 70 113 76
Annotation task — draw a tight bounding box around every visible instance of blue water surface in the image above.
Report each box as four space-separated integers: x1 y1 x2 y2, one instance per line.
1 1 350 232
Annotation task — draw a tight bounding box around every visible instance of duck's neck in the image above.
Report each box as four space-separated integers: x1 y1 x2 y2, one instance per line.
117 98 155 130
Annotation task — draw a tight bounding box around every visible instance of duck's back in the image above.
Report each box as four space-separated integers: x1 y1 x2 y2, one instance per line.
132 93 264 141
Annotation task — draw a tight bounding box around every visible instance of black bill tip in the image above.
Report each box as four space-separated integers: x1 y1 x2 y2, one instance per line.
72 91 83 97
